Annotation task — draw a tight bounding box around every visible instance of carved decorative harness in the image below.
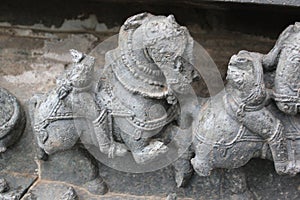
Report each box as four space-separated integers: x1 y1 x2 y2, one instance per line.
34 84 92 144
97 81 178 140
195 60 282 157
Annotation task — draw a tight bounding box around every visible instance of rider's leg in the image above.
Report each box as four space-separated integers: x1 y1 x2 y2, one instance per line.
93 111 127 158
242 108 289 174
119 130 168 164
72 93 127 158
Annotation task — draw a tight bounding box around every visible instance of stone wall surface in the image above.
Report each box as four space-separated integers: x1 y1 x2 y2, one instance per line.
91 0 300 7
0 1 299 199
187 0 300 7
0 23 299 199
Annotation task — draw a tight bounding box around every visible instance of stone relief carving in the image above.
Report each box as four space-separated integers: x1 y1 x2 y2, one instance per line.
32 50 109 194
0 87 25 153
263 23 300 115
31 13 198 194
263 22 300 174
191 22 300 183
0 178 9 194
33 49 127 159
191 51 292 176
28 12 299 198
95 12 196 164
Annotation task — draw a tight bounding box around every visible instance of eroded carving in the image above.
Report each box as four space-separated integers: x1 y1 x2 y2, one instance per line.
263 22 300 174
0 178 9 193
59 187 78 200
263 22 300 115
191 23 300 177
32 13 198 193
32 50 109 195
0 87 25 153
191 51 292 176
96 12 195 164
30 12 300 199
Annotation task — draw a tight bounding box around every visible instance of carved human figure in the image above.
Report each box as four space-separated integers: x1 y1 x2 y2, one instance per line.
263 22 300 174
96 13 195 164
263 22 300 115
191 51 292 176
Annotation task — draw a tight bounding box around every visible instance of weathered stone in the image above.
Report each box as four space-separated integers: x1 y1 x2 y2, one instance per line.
59 187 78 200
192 50 292 175
203 0 300 7
0 172 37 200
0 87 25 153
0 178 9 193
39 148 99 186
263 22 300 174
1 12 300 200
166 193 177 200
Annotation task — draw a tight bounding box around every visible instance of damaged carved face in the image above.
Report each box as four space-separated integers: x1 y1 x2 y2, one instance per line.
226 53 255 90
68 59 95 88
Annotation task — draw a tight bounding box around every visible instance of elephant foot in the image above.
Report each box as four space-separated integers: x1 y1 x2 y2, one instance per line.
191 157 212 177
285 161 300 176
132 141 168 164
274 161 292 175
173 152 194 187
100 142 128 158
83 177 108 195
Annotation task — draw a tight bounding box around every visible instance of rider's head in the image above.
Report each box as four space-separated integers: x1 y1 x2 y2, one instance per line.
227 51 266 104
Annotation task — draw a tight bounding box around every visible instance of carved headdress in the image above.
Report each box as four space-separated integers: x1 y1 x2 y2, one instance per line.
105 13 194 99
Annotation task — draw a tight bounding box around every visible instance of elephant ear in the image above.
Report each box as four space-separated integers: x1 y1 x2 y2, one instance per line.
123 12 153 30
263 24 295 71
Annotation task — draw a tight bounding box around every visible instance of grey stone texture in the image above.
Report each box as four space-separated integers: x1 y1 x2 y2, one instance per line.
204 0 300 7
0 13 299 199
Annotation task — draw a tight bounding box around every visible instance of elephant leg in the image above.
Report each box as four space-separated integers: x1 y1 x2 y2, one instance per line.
173 145 194 187
168 124 194 187
242 108 290 175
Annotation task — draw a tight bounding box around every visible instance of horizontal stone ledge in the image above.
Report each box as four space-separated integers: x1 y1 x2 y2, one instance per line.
89 0 300 7
205 0 300 7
